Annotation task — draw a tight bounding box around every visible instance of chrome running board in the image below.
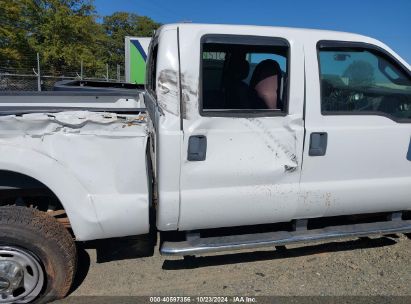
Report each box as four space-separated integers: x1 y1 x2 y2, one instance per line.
160 218 411 256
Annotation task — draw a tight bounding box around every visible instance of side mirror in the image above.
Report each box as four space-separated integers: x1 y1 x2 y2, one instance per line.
378 57 409 86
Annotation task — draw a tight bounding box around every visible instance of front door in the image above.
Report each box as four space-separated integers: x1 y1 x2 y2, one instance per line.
301 40 411 219
178 32 305 230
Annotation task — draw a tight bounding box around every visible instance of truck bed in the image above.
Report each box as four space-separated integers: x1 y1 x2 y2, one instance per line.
0 91 145 114
0 91 150 240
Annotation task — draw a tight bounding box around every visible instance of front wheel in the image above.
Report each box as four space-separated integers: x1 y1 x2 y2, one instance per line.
0 206 77 303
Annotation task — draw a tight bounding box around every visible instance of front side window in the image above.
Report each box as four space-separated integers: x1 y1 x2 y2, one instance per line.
319 45 411 121
201 36 289 115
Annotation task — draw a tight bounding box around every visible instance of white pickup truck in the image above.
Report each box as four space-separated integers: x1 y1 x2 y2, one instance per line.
0 24 410 303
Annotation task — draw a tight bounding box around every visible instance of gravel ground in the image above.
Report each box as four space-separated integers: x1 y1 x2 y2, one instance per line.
56 233 411 302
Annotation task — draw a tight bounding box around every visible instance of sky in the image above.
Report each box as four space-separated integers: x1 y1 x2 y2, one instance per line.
94 0 411 64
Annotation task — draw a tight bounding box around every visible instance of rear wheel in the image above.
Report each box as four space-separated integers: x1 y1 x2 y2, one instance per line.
0 206 77 303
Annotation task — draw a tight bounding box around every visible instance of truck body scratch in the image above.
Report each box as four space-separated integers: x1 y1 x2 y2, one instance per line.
243 118 298 171
157 69 198 119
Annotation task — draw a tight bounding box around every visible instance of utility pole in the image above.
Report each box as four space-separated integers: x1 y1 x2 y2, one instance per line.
106 64 109 82
117 64 120 82
80 60 83 80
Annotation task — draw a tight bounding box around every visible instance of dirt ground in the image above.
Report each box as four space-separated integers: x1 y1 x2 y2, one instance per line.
55 233 411 302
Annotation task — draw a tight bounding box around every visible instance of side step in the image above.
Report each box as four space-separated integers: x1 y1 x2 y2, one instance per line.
160 218 411 256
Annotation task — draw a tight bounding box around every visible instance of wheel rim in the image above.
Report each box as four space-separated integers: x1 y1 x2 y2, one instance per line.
0 246 44 303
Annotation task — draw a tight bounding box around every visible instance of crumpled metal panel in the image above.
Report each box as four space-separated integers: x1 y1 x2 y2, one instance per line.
0 111 149 240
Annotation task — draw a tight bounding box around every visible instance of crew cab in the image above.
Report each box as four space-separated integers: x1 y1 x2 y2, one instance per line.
0 24 410 303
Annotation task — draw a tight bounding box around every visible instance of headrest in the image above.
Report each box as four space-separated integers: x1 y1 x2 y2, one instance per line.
250 59 281 88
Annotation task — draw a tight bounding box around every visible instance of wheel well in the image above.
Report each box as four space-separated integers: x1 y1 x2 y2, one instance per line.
0 170 72 231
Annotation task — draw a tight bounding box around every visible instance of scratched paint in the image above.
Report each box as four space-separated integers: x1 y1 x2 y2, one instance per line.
243 117 298 170
157 69 180 116
157 69 198 119
178 115 302 230
180 73 198 120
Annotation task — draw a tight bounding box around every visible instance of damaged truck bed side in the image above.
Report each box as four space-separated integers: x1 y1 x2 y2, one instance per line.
1 24 411 303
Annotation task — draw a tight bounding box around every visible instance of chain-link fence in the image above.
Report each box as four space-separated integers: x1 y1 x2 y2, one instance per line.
0 53 125 91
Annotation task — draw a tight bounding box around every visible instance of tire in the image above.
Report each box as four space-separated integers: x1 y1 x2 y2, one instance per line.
0 206 77 303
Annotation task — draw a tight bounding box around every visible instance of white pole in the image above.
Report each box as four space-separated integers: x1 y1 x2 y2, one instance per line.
37 53 41 91
117 64 120 82
106 64 109 82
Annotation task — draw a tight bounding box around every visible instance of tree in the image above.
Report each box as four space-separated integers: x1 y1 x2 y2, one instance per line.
0 1 160 79
102 12 160 70
0 0 37 68
27 0 107 75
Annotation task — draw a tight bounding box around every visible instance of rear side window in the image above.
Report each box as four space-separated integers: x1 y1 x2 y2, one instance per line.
318 45 411 121
201 35 289 116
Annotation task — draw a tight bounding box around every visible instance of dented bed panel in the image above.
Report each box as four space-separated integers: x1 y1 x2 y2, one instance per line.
0 111 149 240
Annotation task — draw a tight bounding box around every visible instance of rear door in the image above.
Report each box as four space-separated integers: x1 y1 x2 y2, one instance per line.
301 41 411 219
177 30 305 230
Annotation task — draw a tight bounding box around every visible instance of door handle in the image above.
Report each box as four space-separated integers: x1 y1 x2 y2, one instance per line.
188 135 207 161
309 132 328 156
